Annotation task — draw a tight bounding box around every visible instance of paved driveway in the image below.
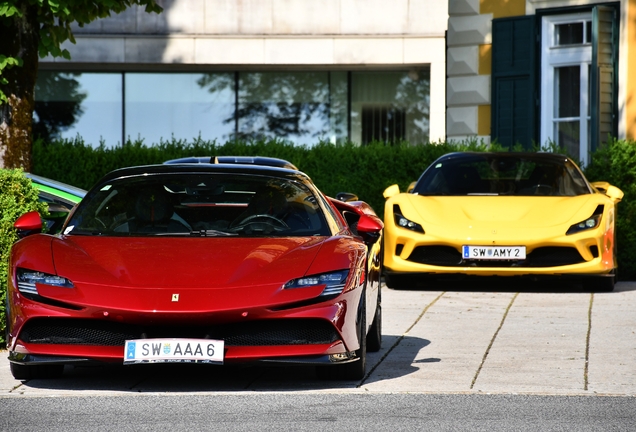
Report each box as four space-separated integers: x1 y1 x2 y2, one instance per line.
2 281 635 396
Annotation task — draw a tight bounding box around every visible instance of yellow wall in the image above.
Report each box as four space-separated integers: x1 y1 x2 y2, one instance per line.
478 105 491 136
628 0 636 140
480 0 525 18
478 44 492 136
477 1 525 137
479 44 492 75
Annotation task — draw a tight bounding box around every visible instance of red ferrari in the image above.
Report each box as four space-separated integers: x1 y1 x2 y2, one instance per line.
7 160 383 380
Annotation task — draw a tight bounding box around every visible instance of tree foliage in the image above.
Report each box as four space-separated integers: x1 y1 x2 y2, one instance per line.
0 0 162 169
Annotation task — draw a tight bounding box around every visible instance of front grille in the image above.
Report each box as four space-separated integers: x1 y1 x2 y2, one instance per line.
218 321 338 346
407 246 462 266
20 318 339 347
406 245 585 268
524 247 585 267
21 319 137 346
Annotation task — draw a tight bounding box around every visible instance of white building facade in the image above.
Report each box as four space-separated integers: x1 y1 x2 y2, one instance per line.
37 0 448 147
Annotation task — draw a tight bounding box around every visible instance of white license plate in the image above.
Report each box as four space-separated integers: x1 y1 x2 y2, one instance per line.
124 338 224 364
462 245 526 260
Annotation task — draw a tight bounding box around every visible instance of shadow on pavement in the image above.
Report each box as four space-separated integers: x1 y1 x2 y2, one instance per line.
361 336 433 386
387 277 636 294
16 335 433 393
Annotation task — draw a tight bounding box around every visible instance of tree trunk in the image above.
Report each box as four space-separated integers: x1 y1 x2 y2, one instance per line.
0 4 39 170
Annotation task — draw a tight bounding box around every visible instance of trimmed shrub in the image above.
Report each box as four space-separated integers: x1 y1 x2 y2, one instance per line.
0 169 48 346
584 139 636 279
32 137 493 215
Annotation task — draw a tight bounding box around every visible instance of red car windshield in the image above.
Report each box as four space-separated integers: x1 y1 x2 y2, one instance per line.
66 173 330 237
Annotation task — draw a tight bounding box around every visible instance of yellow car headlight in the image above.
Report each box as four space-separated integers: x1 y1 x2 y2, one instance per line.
566 206 603 235
394 210 424 233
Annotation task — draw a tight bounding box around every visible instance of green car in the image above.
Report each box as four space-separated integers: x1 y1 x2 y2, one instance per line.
26 173 86 234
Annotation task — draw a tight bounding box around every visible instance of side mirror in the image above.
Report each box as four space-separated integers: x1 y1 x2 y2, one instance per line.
591 181 623 203
14 211 43 239
605 185 623 203
407 181 416 193
591 181 610 193
336 192 359 202
356 214 383 244
383 184 400 199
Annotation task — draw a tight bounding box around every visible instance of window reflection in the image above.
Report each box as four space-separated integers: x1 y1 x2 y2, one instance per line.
556 66 580 118
351 69 430 145
236 72 332 145
554 65 583 159
127 73 234 144
34 72 122 146
35 69 431 147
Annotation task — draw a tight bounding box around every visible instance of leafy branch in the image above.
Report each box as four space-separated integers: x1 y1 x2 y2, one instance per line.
0 0 163 103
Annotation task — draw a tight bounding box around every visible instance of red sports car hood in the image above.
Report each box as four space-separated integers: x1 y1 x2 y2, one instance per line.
52 236 325 289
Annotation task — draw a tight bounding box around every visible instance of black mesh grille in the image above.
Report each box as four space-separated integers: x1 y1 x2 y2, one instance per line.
524 247 585 267
217 321 339 346
20 318 339 347
407 246 462 266
406 245 585 268
21 319 138 346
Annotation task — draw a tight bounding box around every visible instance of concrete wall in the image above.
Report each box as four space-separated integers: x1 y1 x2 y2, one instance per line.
72 0 447 36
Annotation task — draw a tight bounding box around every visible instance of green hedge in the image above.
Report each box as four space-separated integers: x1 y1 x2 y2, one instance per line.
585 139 636 280
0 169 48 346
32 137 492 215
31 137 636 279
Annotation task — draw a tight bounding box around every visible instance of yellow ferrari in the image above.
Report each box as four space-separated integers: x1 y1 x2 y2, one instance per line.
382 152 623 291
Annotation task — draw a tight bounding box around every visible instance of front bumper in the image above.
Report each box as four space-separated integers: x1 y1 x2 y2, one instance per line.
383 226 615 277
8 342 359 367
7 284 364 367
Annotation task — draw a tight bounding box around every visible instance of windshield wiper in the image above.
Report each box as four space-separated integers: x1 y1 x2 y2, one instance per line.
189 229 237 237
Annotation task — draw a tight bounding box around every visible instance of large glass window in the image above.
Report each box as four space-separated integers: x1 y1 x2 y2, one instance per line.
34 69 430 147
126 73 235 144
235 71 343 145
351 69 430 145
34 71 122 145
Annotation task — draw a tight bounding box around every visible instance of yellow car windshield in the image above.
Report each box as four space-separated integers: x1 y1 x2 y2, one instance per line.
414 154 591 197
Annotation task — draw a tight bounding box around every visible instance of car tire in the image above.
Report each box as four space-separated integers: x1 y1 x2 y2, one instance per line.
10 362 64 380
366 300 382 352
384 273 411 290
585 274 615 293
316 296 367 381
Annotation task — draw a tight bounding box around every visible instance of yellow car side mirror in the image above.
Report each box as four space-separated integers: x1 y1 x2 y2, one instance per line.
383 184 400 199
605 185 623 203
407 181 416 193
591 181 610 192
592 181 623 203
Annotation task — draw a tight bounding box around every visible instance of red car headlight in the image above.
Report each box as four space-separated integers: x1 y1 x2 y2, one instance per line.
283 270 349 297
16 268 74 295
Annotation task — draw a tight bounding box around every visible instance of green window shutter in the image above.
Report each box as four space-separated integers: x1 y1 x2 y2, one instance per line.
491 16 537 149
590 5 619 151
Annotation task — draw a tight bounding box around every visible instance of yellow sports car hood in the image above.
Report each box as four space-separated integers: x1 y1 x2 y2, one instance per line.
399 194 606 236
